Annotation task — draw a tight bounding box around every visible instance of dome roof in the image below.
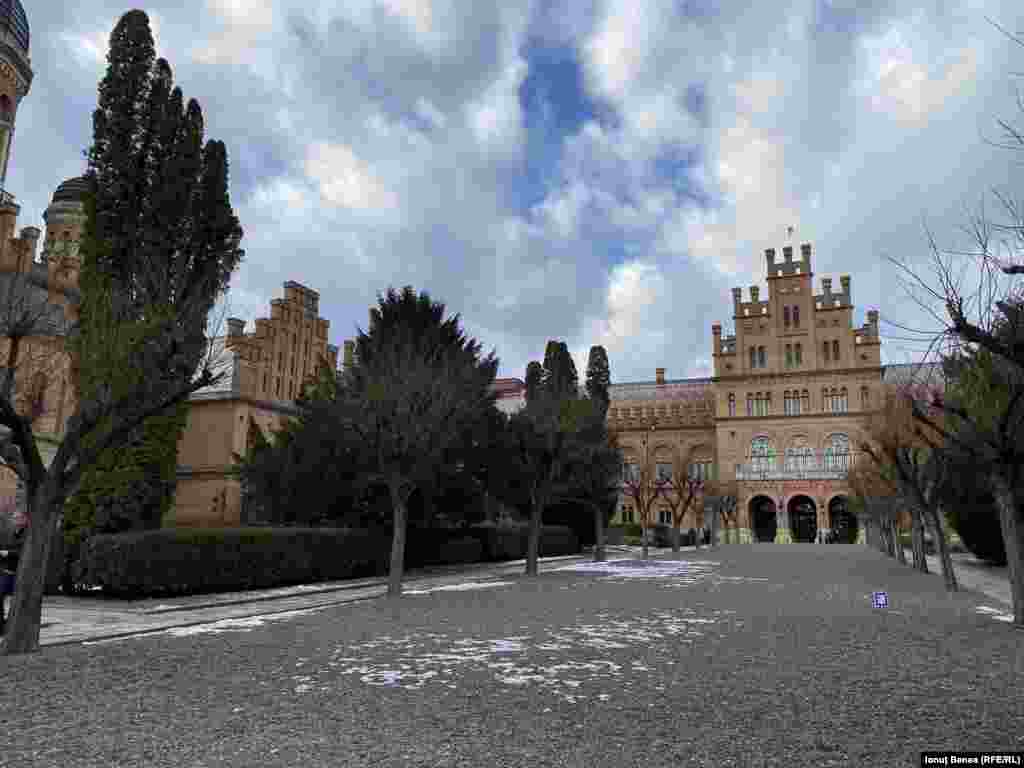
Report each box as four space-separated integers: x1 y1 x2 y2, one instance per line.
51 176 88 204
0 0 29 53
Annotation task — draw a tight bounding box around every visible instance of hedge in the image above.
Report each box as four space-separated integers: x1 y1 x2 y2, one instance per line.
74 526 390 598
467 521 580 561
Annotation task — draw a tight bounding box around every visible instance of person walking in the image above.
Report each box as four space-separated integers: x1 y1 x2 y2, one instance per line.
0 530 22 633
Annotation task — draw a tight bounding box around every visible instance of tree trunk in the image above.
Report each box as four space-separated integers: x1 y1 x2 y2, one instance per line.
3 477 61 655
525 492 542 577
990 474 1024 625
593 504 605 563
641 521 649 560
710 505 720 548
911 513 928 572
671 524 681 554
924 506 958 592
893 521 906 564
387 484 408 597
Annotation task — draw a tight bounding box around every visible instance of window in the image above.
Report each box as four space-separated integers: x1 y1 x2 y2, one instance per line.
623 506 635 523
824 434 850 470
833 339 840 361
656 463 673 483
801 389 809 413
623 463 639 484
728 393 736 417
795 343 802 365
823 340 830 361
784 390 792 416
783 306 791 327
750 437 774 470
688 462 712 481
840 387 848 412
765 391 772 415
758 346 766 367
785 445 813 470
793 305 800 327
785 390 801 416
659 508 672 525
861 386 870 409
750 346 757 369
746 394 753 416
785 345 793 368
823 387 830 412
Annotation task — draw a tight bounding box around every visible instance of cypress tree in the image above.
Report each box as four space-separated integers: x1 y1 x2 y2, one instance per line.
66 9 244 550
541 340 561 396
556 341 578 399
525 361 542 405
585 345 611 419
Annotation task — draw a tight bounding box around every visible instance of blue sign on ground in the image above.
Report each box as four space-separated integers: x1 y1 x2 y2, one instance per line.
872 591 889 608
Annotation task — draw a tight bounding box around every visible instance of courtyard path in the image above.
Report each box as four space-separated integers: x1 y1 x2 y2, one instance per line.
1 545 1019 767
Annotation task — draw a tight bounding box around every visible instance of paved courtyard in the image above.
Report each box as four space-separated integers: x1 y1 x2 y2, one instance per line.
1 545 1020 767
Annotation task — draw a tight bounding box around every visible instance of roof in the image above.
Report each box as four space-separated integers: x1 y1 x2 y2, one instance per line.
882 362 947 391
0 0 29 53
609 378 713 402
189 336 239 398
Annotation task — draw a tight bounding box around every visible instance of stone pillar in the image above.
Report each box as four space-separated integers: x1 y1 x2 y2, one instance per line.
774 498 793 543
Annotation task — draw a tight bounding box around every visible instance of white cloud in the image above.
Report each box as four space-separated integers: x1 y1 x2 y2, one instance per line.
465 57 528 148
305 141 397 211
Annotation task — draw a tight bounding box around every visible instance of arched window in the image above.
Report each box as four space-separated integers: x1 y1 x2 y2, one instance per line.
765 391 772 414
751 437 774 470
728 393 736 417
793 305 800 327
785 344 793 368
801 389 809 414
822 387 829 412
750 346 757 369
839 387 848 412
860 386 870 409
795 343 802 365
823 340 830 361
758 346 766 367
783 390 792 416
783 306 791 327
832 339 840 361
825 434 850 470
746 393 753 416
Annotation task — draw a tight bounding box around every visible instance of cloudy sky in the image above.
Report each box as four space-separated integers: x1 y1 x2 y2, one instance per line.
8 0 1024 382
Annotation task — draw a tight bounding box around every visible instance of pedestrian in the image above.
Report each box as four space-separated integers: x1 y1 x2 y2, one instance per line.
0 546 17 633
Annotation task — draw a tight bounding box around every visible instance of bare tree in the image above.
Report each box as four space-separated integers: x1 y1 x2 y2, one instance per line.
621 443 668 560
660 448 704 554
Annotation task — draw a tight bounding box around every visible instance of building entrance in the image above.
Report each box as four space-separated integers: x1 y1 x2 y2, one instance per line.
750 496 777 542
788 495 817 543
829 496 858 543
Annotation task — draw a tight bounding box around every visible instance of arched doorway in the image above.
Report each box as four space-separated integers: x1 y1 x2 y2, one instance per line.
750 496 777 542
788 495 817 543
829 496 858 543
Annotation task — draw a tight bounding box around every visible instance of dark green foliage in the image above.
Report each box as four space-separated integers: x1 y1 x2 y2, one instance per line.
467 522 579 560
941 452 1008 565
525 361 543 404
540 340 579 400
73 527 390 597
585 345 611 419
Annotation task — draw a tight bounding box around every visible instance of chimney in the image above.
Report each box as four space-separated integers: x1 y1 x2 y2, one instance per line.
731 287 742 310
712 323 722 337
765 248 776 264
19 226 40 262
840 275 851 294
226 318 245 338
656 368 666 385
800 242 812 262
783 245 793 262
867 310 879 334
822 278 832 297
750 286 759 303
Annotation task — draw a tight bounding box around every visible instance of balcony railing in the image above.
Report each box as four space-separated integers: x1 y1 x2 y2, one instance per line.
735 452 862 481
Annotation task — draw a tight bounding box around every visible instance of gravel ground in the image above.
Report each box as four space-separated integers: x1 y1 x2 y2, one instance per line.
0 544 1021 768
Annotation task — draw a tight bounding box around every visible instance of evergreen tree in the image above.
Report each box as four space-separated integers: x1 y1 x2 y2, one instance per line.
525 361 543 404
556 341 579 399
0 9 244 653
585 345 611 419
541 340 560 396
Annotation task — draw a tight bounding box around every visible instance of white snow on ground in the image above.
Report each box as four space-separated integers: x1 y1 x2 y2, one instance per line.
554 557 771 589
318 605 739 703
404 580 515 595
975 605 1014 623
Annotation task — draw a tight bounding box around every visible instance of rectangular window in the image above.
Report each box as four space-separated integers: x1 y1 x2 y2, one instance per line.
656 463 673 483
659 508 672 525
758 347 766 368
785 345 792 367
833 340 840 361
793 306 800 327
783 306 791 327
750 347 757 369
824 340 830 361
728 395 736 417
746 395 753 416
795 344 802 365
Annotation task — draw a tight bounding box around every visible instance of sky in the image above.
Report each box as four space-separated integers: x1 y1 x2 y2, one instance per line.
7 0 1024 383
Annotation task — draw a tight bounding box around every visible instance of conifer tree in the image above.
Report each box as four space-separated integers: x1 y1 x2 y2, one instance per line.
585 345 611 419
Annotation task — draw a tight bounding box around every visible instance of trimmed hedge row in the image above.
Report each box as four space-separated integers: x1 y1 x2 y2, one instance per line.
75 527 390 597
73 522 581 597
